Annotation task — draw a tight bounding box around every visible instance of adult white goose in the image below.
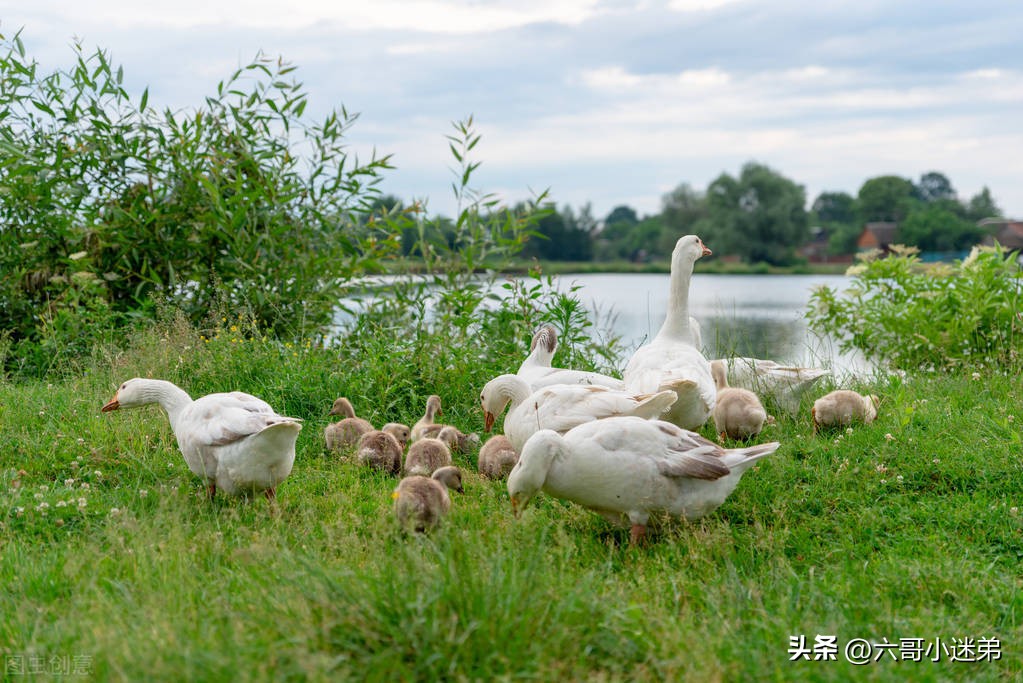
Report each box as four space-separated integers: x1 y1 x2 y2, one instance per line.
101 378 301 499
480 373 676 452
516 325 625 390
623 235 716 430
508 417 781 544
712 357 829 415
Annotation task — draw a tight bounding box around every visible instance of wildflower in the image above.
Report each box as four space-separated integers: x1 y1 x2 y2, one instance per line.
15 507 24 516
875 463 888 473
64 478 75 486
932 458 940 464
38 410 45 416
880 479 887 485
1010 507 1019 516
884 433 895 441
80 482 90 490
109 508 120 516
77 498 87 508
39 484 48 491
77 438 85 445
56 500 67 508
971 372 981 381
1009 415 1015 423
139 489 148 498
845 427 854 434
94 471 102 477
896 475 904 483
34 492 44 500
70 460 79 469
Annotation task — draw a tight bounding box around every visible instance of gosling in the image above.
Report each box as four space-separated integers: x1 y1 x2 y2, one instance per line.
811 390 879 433
324 397 373 451
710 360 768 441
355 429 403 475
382 422 411 450
411 395 443 442
434 425 481 455
404 437 452 477
393 466 464 533
477 434 519 480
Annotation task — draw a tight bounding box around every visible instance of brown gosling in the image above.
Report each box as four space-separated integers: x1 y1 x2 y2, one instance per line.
382 422 411 450
324 397 373 452
355 430 403 475
434 425 481 455
811 390 879 433
477 434 519 480
404 437 452 477
392 465 464 533
410 395 443 442
710 360 768 441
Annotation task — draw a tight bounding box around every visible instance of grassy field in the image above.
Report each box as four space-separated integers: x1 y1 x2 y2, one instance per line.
1 315 1020 681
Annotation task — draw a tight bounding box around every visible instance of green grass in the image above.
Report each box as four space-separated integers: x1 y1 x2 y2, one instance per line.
1 317 1020 681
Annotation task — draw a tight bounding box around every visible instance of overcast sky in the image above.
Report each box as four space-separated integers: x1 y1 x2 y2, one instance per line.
5 0 1022 221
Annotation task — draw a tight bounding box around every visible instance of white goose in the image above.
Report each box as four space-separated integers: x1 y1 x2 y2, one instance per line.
623 235 716 430
480 373 676 452
516 325 625 390
713 357 829 415
101 378 301 499
508 417 781 543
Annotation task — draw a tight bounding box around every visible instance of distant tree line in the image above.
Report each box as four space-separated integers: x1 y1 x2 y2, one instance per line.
377 163 1006 266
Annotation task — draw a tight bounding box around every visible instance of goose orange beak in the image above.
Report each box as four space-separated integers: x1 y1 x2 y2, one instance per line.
484 411 495 432
701 243 712 257
101 396 120 412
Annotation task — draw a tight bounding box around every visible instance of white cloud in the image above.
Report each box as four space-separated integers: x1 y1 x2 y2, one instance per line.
46 0 604 33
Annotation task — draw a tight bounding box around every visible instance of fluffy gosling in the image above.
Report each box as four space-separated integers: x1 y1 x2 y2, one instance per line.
710 360 768 441
477 434 519 480
811 390 879 433
410 394 443 442
404 437 452 477
324 397 373 451
393 466 464 533
356 429 403 475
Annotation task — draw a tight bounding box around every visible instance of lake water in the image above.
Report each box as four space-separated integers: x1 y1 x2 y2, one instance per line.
551 272 867 376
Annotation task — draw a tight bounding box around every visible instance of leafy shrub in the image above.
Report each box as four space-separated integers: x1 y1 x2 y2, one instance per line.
807 244 1022 371
0 32 396 374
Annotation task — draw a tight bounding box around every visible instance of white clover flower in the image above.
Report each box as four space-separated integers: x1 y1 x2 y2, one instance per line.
109 508 120 516
34 492 44 500
896 475 904 483
971 372 981 380
77 438 85 445
15 507 24 516
884 433 895 441
64 478 75 486
77 498 87 508
39 484 49 491
94 471 102 477
56 500 67 508
70 460 79 468
139 489 148 498
845 427 854 434
80 483 90 490
1011 507 1019 516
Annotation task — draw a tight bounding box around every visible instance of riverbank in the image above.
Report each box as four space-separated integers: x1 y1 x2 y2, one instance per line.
0 314 1018 680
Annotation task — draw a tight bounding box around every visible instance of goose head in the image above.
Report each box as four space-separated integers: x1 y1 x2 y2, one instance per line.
507 429 561 517
672 235 712 265
328 397 357 418
382 422 411 448
423 395 443 420
479 374 529 432
101 378 180 412
432 465 465 494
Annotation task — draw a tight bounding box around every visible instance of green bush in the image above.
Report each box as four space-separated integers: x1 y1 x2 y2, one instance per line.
0 32 398 374
807 244 1022 371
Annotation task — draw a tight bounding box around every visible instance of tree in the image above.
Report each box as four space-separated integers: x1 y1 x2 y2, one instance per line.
897 205 984 252
966 186 1002 221
521 203 593 261
857 175 918 222
605 205 638 226
704 162 808 265
916 171 956 203
811 191 860 255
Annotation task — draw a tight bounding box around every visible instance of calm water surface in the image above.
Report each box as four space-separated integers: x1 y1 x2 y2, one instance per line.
552 273 866 374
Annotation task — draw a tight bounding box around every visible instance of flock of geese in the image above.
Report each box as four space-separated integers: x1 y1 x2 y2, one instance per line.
101 235 880 542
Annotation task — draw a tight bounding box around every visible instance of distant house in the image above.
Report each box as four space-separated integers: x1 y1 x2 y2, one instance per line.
856 222 898 253
979 218 1023 266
